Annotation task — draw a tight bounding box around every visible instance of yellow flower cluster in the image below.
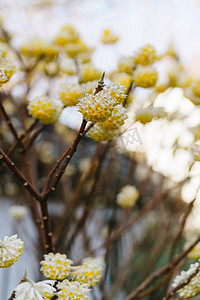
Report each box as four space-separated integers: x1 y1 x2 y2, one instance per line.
78 93 113 122
134 44 157 65
135 106 166 124
59 83 84 106
21 39 59 59
39 253 103 299
55 25 79 46
78 83 126 123
0 234 23 268
28 96 63 124
56 280 90 300
110 72 132 92
133 66 158 88
64 40 88 58
100 105 127 130
58 81 98 106
71 257 104 287
101 29 119 44
0 49 15 87
79 63 102 83
116 185 139 208
88 125 120 142
40 252 73 280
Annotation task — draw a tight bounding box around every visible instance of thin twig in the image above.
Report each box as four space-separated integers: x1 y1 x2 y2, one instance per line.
42 119 87 200
169 199 195 260
0 147 42 201
0 101 25 152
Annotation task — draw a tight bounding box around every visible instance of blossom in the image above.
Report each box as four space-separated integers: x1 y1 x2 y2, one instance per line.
101 29 119 44
117 56 135 75
78 93 114 123
64 40 88 58
58 83 83 106
111 73 132 92
0 234 23 268
134 106 166 124
60 57 77 75
70 257 104 287
100 105 127 130
78 83 126 123
40 252 73 280
134 44 157 65
88 124 120 142
116 185 139 208
0 49 15 86
20 39 59 59
28 96 63 124
8 205 27 220
56 279 91 300
79 63 102 83
55 24 79 45
172 262 200 298
101 83 126 105
14 279 55 300
133 66 158 88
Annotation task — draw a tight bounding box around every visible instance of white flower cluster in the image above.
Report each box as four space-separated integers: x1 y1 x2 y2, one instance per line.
8 205 27 221
14 279 55 300
172 262 200 298
0 234 23 268
59 82 83 106
117 185 139 208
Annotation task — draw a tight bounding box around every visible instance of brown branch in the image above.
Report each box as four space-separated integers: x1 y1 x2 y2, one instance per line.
42 145 72 193
0 147 42 201
42 119 87 200
169 199 195 260
25 123 46 150
0 119 38 171
124 234 200 300
40 200 53 253
0 101 25 152
137 271 174 298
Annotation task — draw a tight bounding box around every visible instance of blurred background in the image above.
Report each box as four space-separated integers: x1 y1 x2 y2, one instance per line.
1 0 200 299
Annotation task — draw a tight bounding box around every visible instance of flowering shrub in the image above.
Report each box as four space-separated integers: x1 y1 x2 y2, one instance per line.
1 3 200 300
